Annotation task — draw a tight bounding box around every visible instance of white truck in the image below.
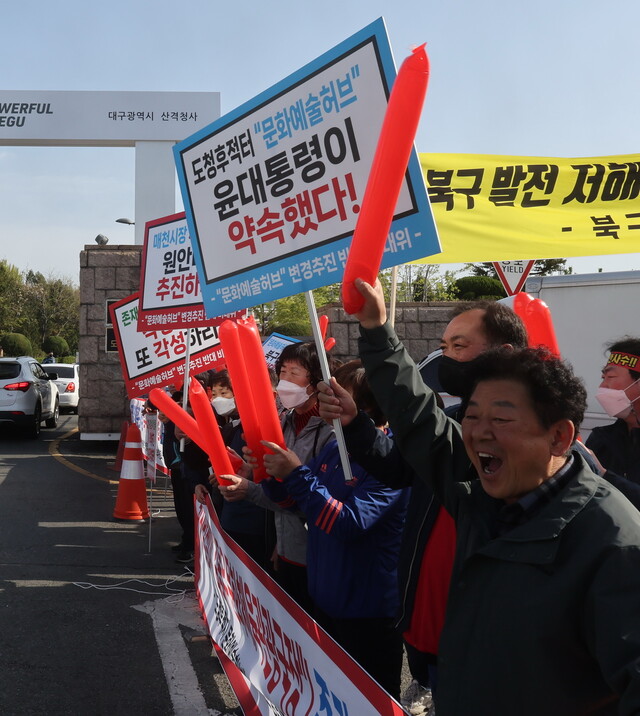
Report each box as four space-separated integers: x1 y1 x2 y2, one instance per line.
524 270 640 438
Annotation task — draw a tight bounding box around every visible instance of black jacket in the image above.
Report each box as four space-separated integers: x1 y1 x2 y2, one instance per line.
358 320 640 715
344 396 640 639
586 418 640 485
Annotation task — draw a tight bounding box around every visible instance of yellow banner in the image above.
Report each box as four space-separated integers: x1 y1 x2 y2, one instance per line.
416 153 640 264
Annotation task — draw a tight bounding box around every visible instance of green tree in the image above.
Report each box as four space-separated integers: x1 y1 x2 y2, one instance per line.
411 268 460 302
43 335 70 357
0 332 33 356
0 260 25 334
454 275 506 300
378 264 459 303
531 259 573 276
22 272 80 352
268 294 312 336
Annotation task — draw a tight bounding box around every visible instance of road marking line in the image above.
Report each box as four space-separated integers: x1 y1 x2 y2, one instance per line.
49 428 118 485
50 428 175 493
49 429 119 484
133 597 216 715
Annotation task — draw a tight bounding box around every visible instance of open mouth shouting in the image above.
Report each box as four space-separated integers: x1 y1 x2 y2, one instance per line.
478 452 502 475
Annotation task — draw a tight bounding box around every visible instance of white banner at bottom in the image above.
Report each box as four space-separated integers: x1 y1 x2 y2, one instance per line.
194 499 407 716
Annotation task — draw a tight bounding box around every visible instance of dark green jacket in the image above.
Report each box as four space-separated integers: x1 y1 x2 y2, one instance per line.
360 321 640 716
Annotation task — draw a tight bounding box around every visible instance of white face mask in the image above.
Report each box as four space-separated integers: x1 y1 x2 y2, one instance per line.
276 379 311 410
212 396 236 416
596 379 640 419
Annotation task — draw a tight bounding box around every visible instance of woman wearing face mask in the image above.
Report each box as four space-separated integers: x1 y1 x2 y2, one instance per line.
263 342 336 609
586 337 640 485
260 360 408 698
217 343 336 611
217 345 336 611
206 370 277 574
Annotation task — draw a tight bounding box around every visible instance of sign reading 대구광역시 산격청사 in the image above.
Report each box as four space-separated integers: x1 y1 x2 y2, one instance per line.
0 91 219 145
173 18 440 318
137 212 244 331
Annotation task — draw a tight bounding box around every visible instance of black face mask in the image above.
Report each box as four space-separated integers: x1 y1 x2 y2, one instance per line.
437 354 481 398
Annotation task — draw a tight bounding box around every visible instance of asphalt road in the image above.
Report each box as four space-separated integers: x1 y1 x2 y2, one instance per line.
0 414 241 716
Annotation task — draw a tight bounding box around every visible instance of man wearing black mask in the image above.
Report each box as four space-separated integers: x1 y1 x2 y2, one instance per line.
438 301 528 414
318 299 527 712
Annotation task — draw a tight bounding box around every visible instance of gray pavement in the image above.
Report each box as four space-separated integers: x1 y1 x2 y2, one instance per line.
0 416 410 716
0 417 242 715
57 426 414 704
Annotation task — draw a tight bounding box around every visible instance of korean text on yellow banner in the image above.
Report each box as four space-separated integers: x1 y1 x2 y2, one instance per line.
417 153 640 263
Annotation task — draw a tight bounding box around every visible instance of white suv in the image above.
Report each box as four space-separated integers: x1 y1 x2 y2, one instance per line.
0 356 60 438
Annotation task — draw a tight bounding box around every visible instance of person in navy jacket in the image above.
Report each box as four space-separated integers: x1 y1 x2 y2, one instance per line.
258 360 408 698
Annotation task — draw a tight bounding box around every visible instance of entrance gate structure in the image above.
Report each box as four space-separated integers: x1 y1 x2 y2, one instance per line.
0 90 219 438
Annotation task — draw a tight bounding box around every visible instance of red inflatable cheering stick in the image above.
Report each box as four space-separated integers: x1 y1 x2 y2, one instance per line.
236 316 286 459
149 387 204 446
218 319 264 479
318 313 336 352
226 446 245 474
319 315 329 341
503 293 561 357
188 379 235 484
342 44 430 314
150 385 234 485
219 317 285 482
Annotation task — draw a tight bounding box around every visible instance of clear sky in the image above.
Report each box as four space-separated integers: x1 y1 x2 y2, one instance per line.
1 0 638 284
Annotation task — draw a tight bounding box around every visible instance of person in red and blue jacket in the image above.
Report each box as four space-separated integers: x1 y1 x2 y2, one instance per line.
258 360 408 698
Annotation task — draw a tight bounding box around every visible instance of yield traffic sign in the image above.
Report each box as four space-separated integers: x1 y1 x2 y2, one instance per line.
493 260 536 295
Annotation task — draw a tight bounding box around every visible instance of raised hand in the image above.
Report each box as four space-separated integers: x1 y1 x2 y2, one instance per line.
317 377 358 427
352 277 387 329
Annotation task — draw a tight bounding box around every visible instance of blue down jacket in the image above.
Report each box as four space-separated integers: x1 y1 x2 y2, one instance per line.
262 439 408 619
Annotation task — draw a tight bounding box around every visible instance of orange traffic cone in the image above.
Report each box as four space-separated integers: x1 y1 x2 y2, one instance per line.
113 423 150 522
108 420 129 472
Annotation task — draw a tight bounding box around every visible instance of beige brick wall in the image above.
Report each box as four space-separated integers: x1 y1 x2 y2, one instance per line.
78 245 142 437
320 301 458 364
77 247 457 436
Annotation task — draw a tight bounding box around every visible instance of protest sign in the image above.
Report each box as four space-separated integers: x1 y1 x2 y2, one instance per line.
109 293 225 398
418 153 640 263
174 18 439 317
137 212 207 330
138 212 244 331
130 398 168 476
195 499 406 715
261 332 300 368
144 413 159 482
